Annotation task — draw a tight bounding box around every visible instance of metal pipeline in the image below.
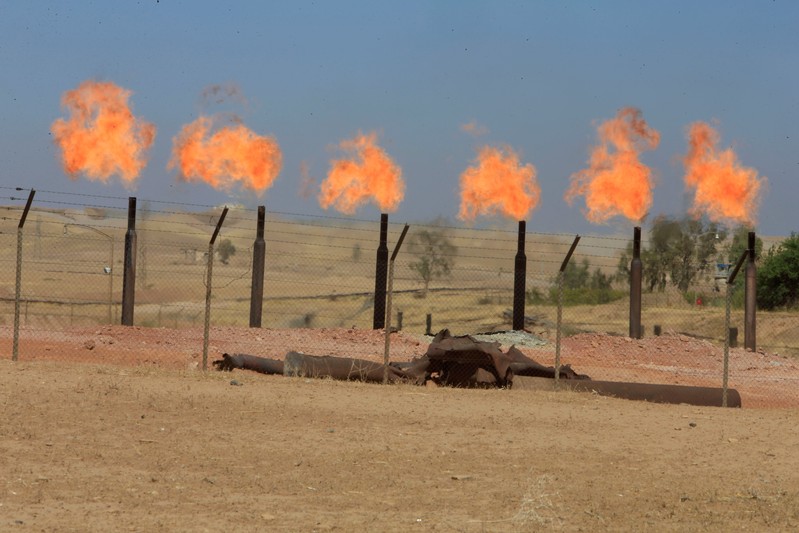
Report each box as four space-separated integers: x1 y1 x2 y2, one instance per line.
629 226 642 339
515 376 742 408
512 220 527 331
373 213 389 329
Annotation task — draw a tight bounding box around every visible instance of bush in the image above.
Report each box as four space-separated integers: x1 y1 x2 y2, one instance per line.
757 233 799 310
217 239 236 264
525 288 548 305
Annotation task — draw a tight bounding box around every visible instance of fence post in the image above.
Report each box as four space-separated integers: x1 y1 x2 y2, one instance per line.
723 250 749 408
512 221 527 331
383 224 410 384
249 206 266 327
555 235 580 386
121 197 137 326
629 226 642 339
202 207 229 371
373 214 389 329
12 189 36 361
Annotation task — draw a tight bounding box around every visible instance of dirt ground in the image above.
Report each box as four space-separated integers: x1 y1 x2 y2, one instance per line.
3 326 799 531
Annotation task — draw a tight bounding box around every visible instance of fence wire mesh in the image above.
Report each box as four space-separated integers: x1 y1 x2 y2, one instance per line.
2 188 798 407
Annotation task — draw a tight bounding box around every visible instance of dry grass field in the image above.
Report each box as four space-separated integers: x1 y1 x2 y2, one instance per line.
2 206 795 357
3 206 799 530
3 357 799 532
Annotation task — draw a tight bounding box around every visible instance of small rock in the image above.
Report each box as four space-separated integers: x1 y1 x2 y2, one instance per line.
451 475 473 481
230 379 243 386
84 340 95 350
689 422 697 428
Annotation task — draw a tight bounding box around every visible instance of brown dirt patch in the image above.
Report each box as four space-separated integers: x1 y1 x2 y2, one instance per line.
3 326 799 530
3 325 797 408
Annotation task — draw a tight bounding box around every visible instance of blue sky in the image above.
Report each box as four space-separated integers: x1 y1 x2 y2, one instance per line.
1 1 797 235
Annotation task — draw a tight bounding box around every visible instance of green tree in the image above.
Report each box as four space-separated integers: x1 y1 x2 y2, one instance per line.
617 215 726 293
589 266 613 291
408 229 457 298
217 238 236 264
726 225 764 265
563 258 590 289
757 233 799 310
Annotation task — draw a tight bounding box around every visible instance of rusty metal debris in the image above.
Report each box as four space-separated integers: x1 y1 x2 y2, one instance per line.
213 329 742 407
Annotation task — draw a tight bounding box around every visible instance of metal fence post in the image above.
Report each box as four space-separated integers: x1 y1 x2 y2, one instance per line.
383 224 410 384
202 207 229 371
723 250 749 407
555 235 580 386
12 189 36 361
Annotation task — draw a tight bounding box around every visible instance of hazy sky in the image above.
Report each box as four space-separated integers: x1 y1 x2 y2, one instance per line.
1 1 797 235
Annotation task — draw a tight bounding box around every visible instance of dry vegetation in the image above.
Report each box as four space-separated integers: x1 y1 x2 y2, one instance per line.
2 207 796 355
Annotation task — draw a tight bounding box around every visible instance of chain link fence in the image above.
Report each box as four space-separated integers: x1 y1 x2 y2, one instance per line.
2 187 798 406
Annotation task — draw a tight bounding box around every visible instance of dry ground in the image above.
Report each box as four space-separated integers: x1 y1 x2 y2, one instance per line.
3 326 799 531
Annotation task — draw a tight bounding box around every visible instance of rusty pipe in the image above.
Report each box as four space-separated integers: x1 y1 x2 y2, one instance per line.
373 213 389 329
513 220 527 331
629 226 642 339
121 197 137 326
249 206 266 328
744 231 756 351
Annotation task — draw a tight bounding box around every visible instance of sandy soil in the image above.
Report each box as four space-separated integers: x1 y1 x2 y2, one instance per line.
3 326 799 531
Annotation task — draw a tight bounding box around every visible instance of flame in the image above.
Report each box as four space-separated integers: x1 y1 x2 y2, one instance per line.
565 107 660 223
682 121 764 225
318 131 404 214
458 145 541 221
51 80 156 186
168 116 282 195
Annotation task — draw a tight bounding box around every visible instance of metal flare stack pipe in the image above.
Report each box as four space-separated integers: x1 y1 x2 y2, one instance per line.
512 220 527 331
373 213 389 330
629 226 642 339
745 231 757 351
249 206 266 328
121 197 137 326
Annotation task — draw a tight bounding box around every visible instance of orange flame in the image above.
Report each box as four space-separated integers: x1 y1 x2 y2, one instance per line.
458 145 541 221
318 131 404 214
565 107 660 224
51 80 156 186
168 116 282 195
682 121 764 225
